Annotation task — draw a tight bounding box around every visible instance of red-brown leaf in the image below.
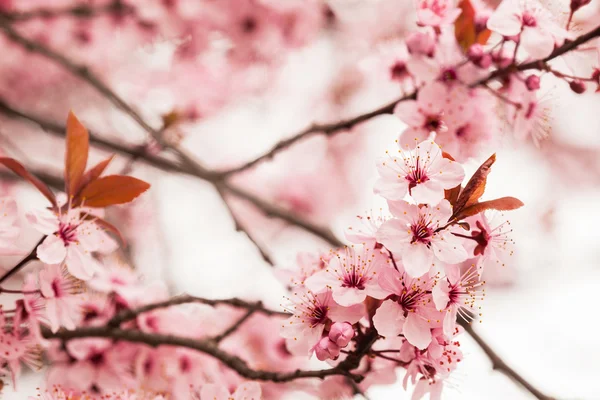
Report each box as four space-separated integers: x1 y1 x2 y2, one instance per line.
77 154 115 196
454 0 492 51
0 157 57 207
453 154 496 217
65 111 90 197
445 184 462 207
75 175 150 208
453 197 524 220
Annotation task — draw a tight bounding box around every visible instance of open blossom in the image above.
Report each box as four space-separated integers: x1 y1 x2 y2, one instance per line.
280 289 363 356
373 267 442 349
0 197 25 255
305 246 389 306
416 0 461 28
487 0 568 59
199 382 261 400
375 139 464 204
39 264 82 333
345 211 390 247
27 208 117 280
394 82 472 149
432 266 484 335
464 212 515 273
377 200 468 277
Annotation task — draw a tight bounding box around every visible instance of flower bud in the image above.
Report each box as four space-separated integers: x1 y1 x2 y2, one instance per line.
406 31 435 57
525 75 540 91
328 322 355 348
569 80 586 94
313 337 340 361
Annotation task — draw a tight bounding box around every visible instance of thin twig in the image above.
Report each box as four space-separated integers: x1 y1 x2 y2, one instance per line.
216 24 600 177
108 295 287 328
459 320 555 400
0 0 133 22
0 236 44 284
212 308 257 343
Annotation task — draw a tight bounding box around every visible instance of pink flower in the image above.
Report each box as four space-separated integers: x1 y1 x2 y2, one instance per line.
305 246 389 306
373 267 441 349
17 274 47 345
345 211 389 248
199 382 262 400
464 212 515 273
504 77 551 146
432 266 484 335
394 82 472 149
375 139 464 204
487 0 568 59
280 289 363 356
39 264 81 333
416 0 461 27
377 200 468 277
27 208 117 280
0 197 25 255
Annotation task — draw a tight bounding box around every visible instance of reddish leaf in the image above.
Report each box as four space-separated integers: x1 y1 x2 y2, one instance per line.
452 154 496 218
445 184 462 207
454 0 492 51
453 197 524 220
65 111 90 197
76 154 115 196
0 157 57 207
75 175 150 208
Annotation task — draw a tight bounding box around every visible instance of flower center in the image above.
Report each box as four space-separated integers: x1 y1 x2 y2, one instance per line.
241 16 258 33
57 222 78 246
391 285 427 313
440 67 457 82
405 157 429 190
471 220 490 256
424 114 445 132
390 61 408 81
521 12 537 27
309 305 329 327
342 270 366 290
410 217 433 245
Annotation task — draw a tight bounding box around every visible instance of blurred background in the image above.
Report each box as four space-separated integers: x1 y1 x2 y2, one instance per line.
0 0 599 398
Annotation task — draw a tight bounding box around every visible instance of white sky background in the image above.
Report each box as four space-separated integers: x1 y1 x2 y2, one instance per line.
3 2 600 399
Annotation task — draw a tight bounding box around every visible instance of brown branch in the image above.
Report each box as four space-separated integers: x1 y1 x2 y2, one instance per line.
108 295 287 328
216 24 600 177
459 320 555 400
0 236 44 284
43 326 364 383
212 308 257 343
0 0 134 22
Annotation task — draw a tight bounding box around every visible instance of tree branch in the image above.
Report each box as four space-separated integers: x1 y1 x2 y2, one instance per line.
459 320 555 400
0 236 44 284
0 0 134 22
216 24 600 177
211 308 257 343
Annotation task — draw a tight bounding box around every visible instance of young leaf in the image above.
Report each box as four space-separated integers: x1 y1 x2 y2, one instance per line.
452 153 496 218
454 0 492 51
65 111 90 197
445 184 462 207
453 197 524 220
76 154 115 196
76 175 150 208
0 157 57 207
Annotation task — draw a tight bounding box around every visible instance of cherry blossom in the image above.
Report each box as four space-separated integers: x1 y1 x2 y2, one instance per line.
39 264 81 332
416 0 461 28
375 139 464 204
0 197 25 255
27 208 117 280
304 246 389 306
487 0 568 59
464 212 515 273
377 200 468 277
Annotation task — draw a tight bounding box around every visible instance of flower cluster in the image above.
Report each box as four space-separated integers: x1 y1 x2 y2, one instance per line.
278 137 523 398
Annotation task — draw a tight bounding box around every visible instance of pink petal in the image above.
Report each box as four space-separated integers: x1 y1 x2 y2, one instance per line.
45 300 60 333
374 178 408 202
233 382 262 400
399 127 429 150
487 5 522 36
410 180 444 205
402 244 434 277
201 384 229 400
373 300 405 338
432 280 451 310
65 245 99 280
521 27 555 59
37 235 67 264
443 308 457 337
376 219 411 253
26 209 59 235
378 266 403 295
333 286 367 306
304 270 337 292
329 302 364 324
403 313 432 350
394 100 425 127
431 231 468 264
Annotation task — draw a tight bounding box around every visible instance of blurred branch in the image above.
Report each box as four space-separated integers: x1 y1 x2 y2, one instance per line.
216 24 600 177
211 308 257 343
0 22 343 249
43 325 366 383
0 0 134 22
459 320 555 400
0 236 45 284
